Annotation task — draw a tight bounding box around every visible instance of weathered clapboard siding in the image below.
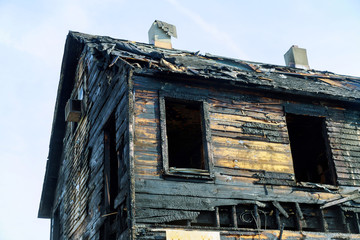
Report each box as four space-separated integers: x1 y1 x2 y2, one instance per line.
326 112 360 186
85 56 131 240
133 86 161 178
133 76 295 178
133 76 320 229
208 97 293 174
53 50 94 239
52 48 132 240
131 73 360 240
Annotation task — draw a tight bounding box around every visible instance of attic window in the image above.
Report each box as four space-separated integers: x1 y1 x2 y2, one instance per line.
160 94 213 178
286 114 336 185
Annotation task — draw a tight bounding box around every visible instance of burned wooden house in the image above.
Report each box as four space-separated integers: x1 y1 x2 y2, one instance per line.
39 21 360 240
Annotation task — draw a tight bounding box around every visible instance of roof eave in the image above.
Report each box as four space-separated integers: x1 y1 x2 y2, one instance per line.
38 31 85 218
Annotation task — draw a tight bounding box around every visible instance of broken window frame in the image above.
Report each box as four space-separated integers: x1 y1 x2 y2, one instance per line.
159 91 214 179
284 104 337 186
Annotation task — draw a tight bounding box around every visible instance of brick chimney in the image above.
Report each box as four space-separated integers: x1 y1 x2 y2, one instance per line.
148 20 177 49
284 45 310 70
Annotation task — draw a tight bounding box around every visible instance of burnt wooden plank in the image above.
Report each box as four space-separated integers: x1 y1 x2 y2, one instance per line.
329 143 360 152
135 178 333 204
283 102 328 117
136 193 259 212
212 136 291 152
211 129 289 144
209 106 285 122
329 137 360 147
332 149 360 158
335 166 360 174
135 208 200 223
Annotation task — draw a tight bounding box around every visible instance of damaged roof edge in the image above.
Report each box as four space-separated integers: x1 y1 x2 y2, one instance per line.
38 31 85 218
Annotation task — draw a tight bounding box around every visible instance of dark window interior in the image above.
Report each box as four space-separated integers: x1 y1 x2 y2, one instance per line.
165 98 205 169
191 211 215 226
301 204 323 231
286 114 336 185
104 113 118 210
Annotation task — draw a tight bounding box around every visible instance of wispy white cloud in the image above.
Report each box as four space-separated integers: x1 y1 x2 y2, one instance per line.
0 0 92 68
165 0 248 59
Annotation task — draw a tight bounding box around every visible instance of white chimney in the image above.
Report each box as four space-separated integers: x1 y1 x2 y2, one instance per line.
284 45 310 70
148 20 177 49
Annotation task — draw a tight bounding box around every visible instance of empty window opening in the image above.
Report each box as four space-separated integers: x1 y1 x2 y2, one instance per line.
191 211 215 227
323 206 347 233
279 204 297 231
344 211 360 233
165 98 205 170
237 204 258 229
219 206 233 227
300 204 323 232
104 113 119 211
286 114 336 185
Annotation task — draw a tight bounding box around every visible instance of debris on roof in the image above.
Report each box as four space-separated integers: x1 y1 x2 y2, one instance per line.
71 31 360 104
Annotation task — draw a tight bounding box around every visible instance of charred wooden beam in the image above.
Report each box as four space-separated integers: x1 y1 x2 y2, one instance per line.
295 202 304 231
232 205 238 228
215 207 220 228
319 209 328 232
272 201 289 218
321 190 360 209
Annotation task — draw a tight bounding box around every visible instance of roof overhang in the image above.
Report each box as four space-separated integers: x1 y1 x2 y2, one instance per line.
38 32 85 218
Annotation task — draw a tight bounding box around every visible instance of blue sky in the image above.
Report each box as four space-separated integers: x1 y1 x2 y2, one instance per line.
0 0 359 239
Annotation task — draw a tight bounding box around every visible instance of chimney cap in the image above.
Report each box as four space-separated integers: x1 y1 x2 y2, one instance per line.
153 20 177 38
148 20 177 49
284 45 310 70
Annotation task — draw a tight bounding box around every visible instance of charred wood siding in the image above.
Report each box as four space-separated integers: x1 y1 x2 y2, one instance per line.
53 48 131 240
132 75 360 237
63 116 90 238
328 110 360 186
209 97 293 174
